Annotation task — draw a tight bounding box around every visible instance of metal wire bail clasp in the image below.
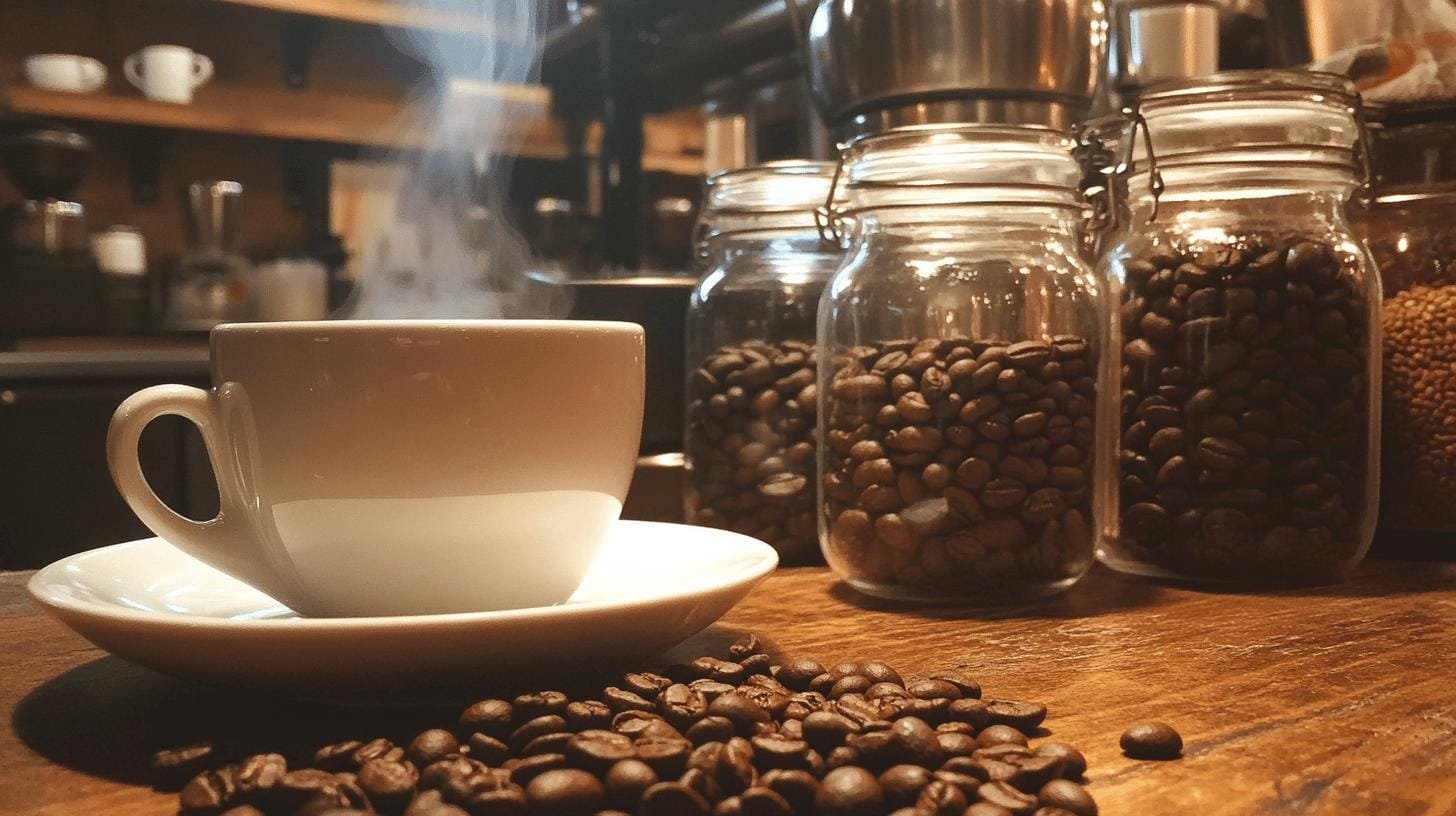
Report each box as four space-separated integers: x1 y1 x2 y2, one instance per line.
1352 102 1376 208
1119 105 1165 225
815 149 848 247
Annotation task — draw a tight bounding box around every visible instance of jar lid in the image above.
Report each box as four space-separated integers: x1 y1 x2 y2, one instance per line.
703 161 838 216
839 124 1083 211
1132 70 1362 169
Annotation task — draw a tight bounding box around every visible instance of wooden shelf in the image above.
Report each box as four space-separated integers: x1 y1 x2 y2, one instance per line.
2 86 704 173
2 84 565 157
206 0 510 37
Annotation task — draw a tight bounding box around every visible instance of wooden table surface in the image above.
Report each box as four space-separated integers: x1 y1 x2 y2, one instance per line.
3 557 1455 815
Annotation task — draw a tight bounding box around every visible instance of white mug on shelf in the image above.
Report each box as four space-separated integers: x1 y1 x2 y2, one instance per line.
124 45 213 104
24 54 107 93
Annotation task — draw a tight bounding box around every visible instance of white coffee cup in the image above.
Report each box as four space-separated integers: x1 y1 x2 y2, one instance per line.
24 54 107 93
124 45 213 104
92 226 148 276
108 320 646 617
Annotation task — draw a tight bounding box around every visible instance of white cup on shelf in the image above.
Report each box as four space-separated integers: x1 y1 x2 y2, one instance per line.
124 45 213 104
24 54 107 93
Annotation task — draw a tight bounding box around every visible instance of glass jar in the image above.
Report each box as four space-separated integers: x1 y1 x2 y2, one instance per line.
684 161 844 564
818 126 1105 602
1098 71 1381 584
1353 103 1456 531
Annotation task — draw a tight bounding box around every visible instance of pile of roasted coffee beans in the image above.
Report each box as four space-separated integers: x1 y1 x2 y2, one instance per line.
1380 284 1456 528
821 336 1097 598
160 635 1103 816
1111 235 1372 581
686 340 821 564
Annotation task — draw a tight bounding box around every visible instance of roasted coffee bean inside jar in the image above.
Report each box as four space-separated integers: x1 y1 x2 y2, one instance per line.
686 339 820 563
1109 234 1373 581
820 335 1097 599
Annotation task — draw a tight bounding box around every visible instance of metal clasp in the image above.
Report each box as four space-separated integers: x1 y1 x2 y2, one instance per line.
815 148 848 247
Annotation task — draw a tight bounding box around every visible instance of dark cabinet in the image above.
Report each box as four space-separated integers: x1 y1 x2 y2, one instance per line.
0 376 217 569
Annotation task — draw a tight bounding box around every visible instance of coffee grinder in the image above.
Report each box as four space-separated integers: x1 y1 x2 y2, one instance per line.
0 125 105 337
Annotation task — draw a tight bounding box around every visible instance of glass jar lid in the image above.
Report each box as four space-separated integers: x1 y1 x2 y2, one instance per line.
702 160 838 218
1364 101 1456 203
839 124 1084 212
1131 69 1363 174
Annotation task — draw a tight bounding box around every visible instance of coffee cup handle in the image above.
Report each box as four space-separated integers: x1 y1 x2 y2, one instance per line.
108 385 258 584
191 54 213 88
123 53 144 90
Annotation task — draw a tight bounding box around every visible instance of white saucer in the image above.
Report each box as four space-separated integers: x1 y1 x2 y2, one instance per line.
28 520 777 696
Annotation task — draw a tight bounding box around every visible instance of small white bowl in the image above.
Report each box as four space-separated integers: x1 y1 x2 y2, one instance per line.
24 54 107 94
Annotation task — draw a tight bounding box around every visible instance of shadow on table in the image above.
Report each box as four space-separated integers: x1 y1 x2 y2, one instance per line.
1114 557 1456 600
826 564 1165 620
12 656 470 785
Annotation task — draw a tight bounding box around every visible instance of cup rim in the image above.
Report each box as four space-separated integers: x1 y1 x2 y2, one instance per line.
26 53 102 65
211 319 644 335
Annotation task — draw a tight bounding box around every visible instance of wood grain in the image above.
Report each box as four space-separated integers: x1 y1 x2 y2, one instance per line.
2 558 1454 815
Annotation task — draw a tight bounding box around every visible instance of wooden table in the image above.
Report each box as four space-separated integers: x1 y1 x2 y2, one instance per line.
3 558 1455 815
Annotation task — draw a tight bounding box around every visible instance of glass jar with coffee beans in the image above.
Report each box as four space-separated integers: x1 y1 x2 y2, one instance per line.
818 126 1107 602
1097 71 1382 583
684 162 845 564
1353 103 1456 532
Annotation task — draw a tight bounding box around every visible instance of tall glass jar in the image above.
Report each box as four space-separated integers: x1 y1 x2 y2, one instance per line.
1353 104 1456 532
818 126 1106 602
684 162 844 564
1098 71 1381 584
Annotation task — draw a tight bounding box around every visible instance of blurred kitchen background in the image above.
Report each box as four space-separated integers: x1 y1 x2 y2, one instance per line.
0 0 1435 566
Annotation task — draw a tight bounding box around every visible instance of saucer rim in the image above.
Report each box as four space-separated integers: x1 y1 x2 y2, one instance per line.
27 519 779 630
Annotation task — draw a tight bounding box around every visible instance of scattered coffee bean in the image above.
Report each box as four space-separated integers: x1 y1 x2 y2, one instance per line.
525 768 605 816
1119 722 1183 759
166 638 1102 816
1038 779 1098 816
151 742 218 788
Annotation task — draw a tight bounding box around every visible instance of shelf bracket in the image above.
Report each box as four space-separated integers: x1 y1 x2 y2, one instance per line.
128 133 164 205
283 15 320 89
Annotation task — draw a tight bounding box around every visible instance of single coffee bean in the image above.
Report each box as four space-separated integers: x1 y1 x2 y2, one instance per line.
402 791 468 816
509 753 567 787
1119 722 1183 759
738 785 793 816
179 768 237 812
687 716 738 746
977 725 1029 748
639 781 712 816
1034 742 1087 779
1038 779 1098 816
513 690 569 721
357 758 419 813
815 766 885 816
523 768 603 816
603 759 658 811
407 730 459 767
152 743 218 788
978 781 1039 814
984 700 1047 732
458 700 514 742
564 700 612 731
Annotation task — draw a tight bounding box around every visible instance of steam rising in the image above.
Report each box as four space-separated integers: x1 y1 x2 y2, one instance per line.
345 1 564 319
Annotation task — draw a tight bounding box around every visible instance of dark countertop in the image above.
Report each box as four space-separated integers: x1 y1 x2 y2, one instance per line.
0 349 211 381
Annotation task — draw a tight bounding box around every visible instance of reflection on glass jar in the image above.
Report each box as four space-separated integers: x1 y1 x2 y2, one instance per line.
817 126 1106 603
684 162 844 564
1098 71 1381 584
